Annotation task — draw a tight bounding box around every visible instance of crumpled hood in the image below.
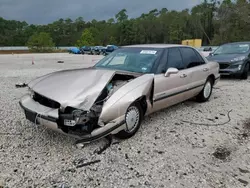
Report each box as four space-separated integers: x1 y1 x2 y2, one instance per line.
206 53 246 63
28 68 116 110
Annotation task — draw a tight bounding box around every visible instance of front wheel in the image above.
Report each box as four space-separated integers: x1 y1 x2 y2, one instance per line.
196 78 213 102
115 102 143 139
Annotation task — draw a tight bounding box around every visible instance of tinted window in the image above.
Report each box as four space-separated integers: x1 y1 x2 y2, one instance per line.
194 50 205 64
180 47 203 68
167 48 185 70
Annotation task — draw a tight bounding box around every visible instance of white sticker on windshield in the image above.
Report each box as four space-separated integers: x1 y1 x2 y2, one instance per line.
140 50 157 54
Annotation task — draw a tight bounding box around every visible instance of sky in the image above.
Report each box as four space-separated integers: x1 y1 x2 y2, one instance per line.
0 0 202 24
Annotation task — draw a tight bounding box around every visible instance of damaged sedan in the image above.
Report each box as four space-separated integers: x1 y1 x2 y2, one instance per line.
19 44 220 143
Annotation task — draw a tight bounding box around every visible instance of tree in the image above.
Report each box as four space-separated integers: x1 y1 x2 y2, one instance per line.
1 1 250 48
27 32 55 52
76 28 95 46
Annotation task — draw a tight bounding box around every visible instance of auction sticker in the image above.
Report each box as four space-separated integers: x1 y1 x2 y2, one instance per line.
140 50 157 54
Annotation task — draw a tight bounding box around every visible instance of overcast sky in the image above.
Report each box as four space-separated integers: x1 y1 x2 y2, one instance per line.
0 0 202 24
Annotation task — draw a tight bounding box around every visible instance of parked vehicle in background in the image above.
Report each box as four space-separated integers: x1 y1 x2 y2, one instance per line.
104 45 118 55
68 47 81 54
80 46 92 54
197 46 218 57
94 46 106 55
206 42 250 79
19 44 220 143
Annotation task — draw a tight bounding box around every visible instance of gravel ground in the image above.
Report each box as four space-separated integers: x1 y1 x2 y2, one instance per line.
0 53 250 188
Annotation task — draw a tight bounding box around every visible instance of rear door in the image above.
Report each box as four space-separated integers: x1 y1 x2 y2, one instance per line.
179 47 210 98
152 48 189 112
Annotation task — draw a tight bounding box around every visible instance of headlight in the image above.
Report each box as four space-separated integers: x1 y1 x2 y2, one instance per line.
231 56 246 62
229 64 243 70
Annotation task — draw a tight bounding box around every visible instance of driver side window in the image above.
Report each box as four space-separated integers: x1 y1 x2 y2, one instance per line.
166 48 185 70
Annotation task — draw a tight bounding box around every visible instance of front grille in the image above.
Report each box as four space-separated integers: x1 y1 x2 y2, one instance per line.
33 92 60 109
219 63 229 70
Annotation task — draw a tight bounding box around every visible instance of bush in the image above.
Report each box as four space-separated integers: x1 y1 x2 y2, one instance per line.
27 32 55 52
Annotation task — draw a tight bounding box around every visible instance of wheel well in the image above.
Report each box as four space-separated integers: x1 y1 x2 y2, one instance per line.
135 96 147 115
208 74 215 85
247 62 250 71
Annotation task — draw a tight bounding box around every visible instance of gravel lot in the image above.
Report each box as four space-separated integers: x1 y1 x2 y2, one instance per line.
0 53 250 188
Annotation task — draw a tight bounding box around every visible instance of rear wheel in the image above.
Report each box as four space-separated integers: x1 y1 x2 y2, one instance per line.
196 78 213 102
240 63 249 80
115 102 143 139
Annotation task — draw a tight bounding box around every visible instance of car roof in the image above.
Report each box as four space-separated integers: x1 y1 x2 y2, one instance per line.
123 44 189 48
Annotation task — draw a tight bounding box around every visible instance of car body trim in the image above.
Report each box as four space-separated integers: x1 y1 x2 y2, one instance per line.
153 83 204 102
19 101 57 122
75 120 125 144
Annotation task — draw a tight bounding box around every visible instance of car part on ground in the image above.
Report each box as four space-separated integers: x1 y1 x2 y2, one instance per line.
19 44 220 143
206 42 250 79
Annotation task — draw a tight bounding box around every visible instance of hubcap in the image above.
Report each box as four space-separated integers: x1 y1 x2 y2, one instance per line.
125 106 140 133
204 81 212 98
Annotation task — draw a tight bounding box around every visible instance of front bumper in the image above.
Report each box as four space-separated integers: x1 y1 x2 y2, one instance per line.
19 94 125 143
219 68 243 76
218 62 245 76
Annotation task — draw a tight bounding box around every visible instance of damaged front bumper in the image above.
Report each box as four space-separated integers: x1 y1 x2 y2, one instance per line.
19 94 126 143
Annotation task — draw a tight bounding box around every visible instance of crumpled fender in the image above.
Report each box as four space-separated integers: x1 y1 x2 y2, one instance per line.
98 74 154 124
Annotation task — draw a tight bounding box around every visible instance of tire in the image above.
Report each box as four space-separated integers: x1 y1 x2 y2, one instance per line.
196 78 213 102
240 63 249 80
115 102 143 139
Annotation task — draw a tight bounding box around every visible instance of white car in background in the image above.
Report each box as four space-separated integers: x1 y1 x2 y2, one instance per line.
198 46 219 57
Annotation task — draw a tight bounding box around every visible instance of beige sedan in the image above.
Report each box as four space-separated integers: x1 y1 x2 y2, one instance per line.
19 44 220 143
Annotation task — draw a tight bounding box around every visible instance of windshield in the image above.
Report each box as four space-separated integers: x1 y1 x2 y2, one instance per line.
94 48 162 73
214 43 250 55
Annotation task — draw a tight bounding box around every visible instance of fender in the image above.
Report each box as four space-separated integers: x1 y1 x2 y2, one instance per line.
98 74 154 124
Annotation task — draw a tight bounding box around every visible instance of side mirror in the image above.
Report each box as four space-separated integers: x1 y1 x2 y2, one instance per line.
164 68 179 77
209 52 214 56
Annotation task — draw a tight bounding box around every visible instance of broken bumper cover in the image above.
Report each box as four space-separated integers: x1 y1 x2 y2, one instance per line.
19 94 125 143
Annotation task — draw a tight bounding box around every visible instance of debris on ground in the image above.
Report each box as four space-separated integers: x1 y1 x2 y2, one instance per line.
212 147 231 160
238 178 249 186
15 83 27 88
73 159 101 168
239 168 250 174
243 118 250 130
93 135 113 155
181 109 232 126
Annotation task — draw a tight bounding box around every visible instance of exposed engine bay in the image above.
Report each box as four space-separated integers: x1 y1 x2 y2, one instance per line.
57 74 136 136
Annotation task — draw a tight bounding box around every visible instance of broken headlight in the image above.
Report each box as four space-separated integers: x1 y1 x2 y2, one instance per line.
61 108 86 127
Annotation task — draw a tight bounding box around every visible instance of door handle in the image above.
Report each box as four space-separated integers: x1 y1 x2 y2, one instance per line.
203 68 209 72
180 74 187 78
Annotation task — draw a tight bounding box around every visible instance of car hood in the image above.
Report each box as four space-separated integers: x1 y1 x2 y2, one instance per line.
28 68 117 110
206 54 246 63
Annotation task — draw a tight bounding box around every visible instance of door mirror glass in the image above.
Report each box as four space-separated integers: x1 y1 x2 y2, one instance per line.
164 68 179 77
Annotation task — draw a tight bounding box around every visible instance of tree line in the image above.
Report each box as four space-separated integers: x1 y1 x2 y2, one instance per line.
0 0 250 49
